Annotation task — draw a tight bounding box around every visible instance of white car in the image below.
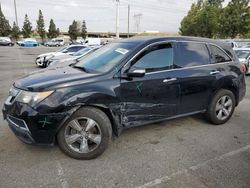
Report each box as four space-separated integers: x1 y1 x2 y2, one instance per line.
234 48 250 74
35 45 86 67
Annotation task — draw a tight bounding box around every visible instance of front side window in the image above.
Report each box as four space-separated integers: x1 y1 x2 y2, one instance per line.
175 42 210 68
209 45 231 63
131 43 173 73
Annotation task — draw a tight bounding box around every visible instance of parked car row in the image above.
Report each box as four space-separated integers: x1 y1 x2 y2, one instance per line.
2 36 246 160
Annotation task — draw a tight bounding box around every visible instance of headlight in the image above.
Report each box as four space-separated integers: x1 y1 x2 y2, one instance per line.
16 90 54 107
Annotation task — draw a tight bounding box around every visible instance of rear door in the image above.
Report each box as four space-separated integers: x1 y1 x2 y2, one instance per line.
174 41 218 114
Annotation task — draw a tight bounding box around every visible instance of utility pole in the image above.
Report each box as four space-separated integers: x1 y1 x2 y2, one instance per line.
127 4 130 38
134 13 142 33
115 0 120 39
14 0 18 26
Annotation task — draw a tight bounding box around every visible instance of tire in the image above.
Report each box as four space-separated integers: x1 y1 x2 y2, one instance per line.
206 89 235 125
57 107 112 160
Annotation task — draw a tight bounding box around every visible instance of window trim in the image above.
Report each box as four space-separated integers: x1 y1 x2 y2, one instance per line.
122 40 233 76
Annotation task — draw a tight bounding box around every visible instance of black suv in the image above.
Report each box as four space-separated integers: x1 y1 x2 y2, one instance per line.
2 37 246 159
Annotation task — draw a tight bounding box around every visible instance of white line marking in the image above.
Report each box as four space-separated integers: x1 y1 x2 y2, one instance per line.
56 161 69 188
137 144 250 188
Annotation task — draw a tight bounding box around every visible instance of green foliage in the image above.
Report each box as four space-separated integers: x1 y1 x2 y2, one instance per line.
180 0 222 38
68 20 78 40
180 0 250 39
36 10 46 40
48 19 58 39
11 22 20 40
0 4 11 36
22 14 32 38
219 0 250 38
81 20 87 39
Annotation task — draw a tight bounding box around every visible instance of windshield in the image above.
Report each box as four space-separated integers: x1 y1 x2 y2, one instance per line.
235 50 250 59
75 42 137 73
72 48 91 56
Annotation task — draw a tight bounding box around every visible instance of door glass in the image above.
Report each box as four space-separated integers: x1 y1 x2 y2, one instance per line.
131 43 173 73
175 42 210 68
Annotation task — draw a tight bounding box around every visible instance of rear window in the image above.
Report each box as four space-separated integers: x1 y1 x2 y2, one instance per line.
175 42 210 68
209 45 231 63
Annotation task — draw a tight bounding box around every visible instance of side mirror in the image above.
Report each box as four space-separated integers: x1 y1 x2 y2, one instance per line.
127 67 146 77
62 49 68 53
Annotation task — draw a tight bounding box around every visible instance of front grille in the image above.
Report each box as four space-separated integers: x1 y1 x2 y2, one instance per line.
7 115 29 131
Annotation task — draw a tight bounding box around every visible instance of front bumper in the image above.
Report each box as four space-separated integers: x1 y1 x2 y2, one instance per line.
2 101 71 145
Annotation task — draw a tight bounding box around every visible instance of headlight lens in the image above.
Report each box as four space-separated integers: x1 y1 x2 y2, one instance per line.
16 90 54 107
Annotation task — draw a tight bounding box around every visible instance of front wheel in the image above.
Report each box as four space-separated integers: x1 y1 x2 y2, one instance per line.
206 89 235 125
57 107 112 160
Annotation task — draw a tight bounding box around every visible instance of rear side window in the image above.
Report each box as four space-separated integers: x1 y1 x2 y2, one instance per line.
175 42 210 68
131 43 173 73
209 45 231 63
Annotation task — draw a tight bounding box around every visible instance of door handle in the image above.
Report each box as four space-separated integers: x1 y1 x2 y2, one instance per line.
163 78 177 83
210 70 220 75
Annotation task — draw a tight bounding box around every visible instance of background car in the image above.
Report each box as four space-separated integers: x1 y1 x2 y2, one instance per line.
0 37 14 46
36 45 86 67
44 38 64 47
17 38 39 47
234 48 250 74
48 46 101 67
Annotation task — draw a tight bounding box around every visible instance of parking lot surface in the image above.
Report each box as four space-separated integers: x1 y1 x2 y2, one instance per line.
0 46 250 188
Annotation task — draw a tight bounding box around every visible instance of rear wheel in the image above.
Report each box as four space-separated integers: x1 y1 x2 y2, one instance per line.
57 107 112 159
206 89 235 125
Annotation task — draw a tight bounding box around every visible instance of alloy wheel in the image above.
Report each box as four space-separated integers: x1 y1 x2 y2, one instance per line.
215 95 233 121
64 117 102 153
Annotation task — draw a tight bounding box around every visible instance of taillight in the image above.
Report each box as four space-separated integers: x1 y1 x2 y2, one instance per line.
241 64 247 73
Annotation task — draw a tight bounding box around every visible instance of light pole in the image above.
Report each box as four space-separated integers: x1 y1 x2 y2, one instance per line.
115 0 120 39
14 0 18 26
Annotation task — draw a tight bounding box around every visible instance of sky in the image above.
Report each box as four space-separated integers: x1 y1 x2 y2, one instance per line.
1 0 230 33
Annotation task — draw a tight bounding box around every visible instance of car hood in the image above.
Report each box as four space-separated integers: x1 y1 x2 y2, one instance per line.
239 58 247 63
14 66 98 92
51 54 72 61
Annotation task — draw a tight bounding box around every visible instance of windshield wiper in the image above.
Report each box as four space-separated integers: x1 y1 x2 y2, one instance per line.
73 65 89 73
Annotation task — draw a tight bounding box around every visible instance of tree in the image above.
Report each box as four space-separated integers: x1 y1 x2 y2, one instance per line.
180 0 223 38
48 19 58 39
81 20 87 39
68 20 78 40
0 3 11 36
219 0 250 38
56 28 60 36
22 14 32 38
36 10 46 40
11 21 20 40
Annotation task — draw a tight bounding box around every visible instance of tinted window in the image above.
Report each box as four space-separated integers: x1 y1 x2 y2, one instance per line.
175 42 210 68
132 43 173 72
210 45 231 63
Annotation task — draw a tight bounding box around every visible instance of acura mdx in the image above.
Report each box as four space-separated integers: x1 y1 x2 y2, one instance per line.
2 37 246 159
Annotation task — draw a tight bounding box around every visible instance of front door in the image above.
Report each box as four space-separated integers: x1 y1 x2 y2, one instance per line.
119 42 181 128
